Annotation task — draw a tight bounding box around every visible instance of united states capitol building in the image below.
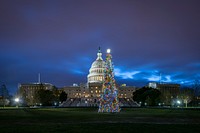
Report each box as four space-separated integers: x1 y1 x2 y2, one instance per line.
61 48 137 107
18 48 138 107
18 48 181 107
18 48 180 107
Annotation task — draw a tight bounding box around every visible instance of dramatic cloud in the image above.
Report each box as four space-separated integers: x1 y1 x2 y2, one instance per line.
0 0 200 94
115 68 140 79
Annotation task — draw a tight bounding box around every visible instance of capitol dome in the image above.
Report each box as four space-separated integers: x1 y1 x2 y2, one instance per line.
87 48 105 83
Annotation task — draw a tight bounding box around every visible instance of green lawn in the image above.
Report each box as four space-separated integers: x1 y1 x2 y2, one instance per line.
0 107 200 133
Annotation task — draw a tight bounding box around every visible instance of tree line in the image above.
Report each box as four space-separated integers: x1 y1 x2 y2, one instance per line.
26 87 68 106
132 79 200 107
132 87 161 106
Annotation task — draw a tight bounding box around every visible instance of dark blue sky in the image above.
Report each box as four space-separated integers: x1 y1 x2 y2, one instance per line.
0 0 200 94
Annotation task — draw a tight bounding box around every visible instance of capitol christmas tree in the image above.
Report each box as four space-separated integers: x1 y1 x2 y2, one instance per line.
98 49 120 113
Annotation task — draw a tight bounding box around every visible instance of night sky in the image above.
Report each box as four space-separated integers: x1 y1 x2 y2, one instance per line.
0 0 200 94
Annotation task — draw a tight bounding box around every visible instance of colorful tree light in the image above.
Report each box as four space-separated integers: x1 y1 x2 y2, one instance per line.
98 49 120 113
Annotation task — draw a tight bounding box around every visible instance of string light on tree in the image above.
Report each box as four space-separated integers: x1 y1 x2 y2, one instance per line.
98 49 120 113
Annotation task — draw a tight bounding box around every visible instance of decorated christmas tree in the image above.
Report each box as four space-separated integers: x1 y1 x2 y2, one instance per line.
98 49 120 113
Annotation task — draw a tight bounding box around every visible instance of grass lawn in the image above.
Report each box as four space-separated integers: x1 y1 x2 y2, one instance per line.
0 107 200 133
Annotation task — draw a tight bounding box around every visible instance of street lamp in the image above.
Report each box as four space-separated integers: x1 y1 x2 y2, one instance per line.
14 98 20 108
176 100 181 107
184 99 188 108
177 100 181 104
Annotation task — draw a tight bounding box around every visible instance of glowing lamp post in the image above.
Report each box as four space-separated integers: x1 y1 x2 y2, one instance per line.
176 100 181 107
15 98 20 108
184 99 188 108
177 100 181 104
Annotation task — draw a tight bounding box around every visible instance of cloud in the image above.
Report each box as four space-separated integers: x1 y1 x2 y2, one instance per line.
114 67 140 79
0 0 200 94
164 75 172 82
146 75 160 82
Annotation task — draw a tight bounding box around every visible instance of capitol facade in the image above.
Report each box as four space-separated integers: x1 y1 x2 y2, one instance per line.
18 48 181 107
62 48 137 107
18 48 138 107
